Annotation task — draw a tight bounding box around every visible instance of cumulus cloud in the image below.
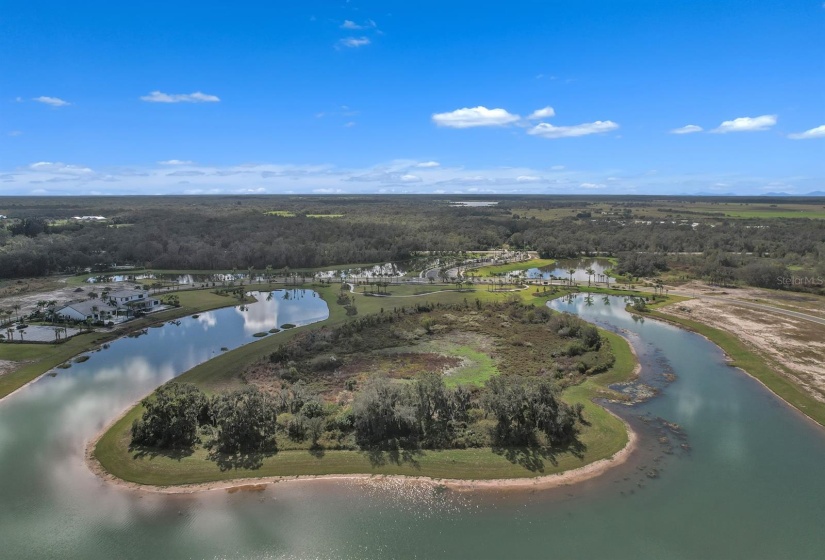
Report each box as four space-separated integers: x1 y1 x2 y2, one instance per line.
158 159 194 165
432 106 520 128
140 91 220 103
712 114 776 133
415 161 440 168
527 120 619 139
788 124 825 140
516 175 542 183
338 37 371 48
399 174 421 183
527 106 555 119
33 96 70 107
670 124 703 134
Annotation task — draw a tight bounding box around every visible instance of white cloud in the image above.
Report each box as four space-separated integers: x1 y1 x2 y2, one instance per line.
415 161 440 168
341 19 376 30
140 91 220 103
788 124 825 140
158 159 194 165
670 124 703 134
344 121 356 127
28 161 93 174
33 96 70 107
432 106 520 128
8 131 23 137
712 114 776 133
551 165 565 170
527 120 619 139
527 106 555 119
7 159 818 197
338 37 371 48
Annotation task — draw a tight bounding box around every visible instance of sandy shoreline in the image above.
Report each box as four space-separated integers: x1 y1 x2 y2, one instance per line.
85 410 638 495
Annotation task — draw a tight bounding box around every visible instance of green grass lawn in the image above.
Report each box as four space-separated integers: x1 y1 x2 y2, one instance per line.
471 258 556 277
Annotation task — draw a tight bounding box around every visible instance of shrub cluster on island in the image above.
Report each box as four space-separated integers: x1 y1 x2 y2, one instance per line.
130 300 613 467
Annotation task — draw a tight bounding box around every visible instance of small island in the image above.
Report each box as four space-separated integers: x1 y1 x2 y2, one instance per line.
93 296 638 488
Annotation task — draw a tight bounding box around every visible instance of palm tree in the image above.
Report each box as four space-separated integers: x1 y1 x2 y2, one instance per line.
12 303 21 322
567 268 576 287
586 267 595 287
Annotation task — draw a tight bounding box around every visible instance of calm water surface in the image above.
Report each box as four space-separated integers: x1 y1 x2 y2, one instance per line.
1 293 824 559
517 258 614 282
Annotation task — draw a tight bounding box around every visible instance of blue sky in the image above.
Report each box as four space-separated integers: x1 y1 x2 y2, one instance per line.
1 0 823 196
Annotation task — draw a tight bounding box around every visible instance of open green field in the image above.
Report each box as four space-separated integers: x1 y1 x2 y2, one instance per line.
471 258 556 277
511 200 825 222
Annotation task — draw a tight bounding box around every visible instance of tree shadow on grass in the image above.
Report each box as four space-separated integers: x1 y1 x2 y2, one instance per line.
491 437 587 473
309 445 325 459
129 444 195 462
207 448 276 471
360 445 423 470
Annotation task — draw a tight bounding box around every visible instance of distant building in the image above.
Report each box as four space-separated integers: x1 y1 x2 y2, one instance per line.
71 216 107 221
56 300 118 322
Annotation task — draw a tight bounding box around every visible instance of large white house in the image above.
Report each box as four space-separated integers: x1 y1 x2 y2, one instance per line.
56 300 118 322
56 289 160 323
106 289 160 312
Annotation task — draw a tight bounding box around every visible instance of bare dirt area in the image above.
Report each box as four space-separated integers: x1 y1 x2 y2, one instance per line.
0 276 139 319
663 298 825 402
0 360 18 378
673 281 825 319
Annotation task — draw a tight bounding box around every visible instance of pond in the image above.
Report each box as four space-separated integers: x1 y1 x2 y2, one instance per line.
0 293 824 559
511 257 615 283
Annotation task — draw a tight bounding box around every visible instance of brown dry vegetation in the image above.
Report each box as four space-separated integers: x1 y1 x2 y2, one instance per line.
241 300 614 409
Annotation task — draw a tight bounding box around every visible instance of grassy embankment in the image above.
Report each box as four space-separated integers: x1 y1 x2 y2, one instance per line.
94 284 639 486
0 289 250 400
645 307 825 428
471 258 556 277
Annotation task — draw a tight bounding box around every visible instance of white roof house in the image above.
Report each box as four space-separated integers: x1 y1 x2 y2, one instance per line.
106 289 160 312
56 300 118 322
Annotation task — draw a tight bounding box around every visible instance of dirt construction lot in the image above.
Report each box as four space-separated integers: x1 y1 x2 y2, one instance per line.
663 297 825 403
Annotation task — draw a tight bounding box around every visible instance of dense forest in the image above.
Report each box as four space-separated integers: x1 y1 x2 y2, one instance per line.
1 195 823 292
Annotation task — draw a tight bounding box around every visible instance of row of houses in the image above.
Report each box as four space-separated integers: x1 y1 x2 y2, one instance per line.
56 289 161 322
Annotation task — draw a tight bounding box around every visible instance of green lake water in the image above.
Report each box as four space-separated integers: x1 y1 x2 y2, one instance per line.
0 293 823 559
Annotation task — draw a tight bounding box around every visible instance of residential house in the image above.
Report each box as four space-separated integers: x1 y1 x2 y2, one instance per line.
56 300 117 322
106 289 160 314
